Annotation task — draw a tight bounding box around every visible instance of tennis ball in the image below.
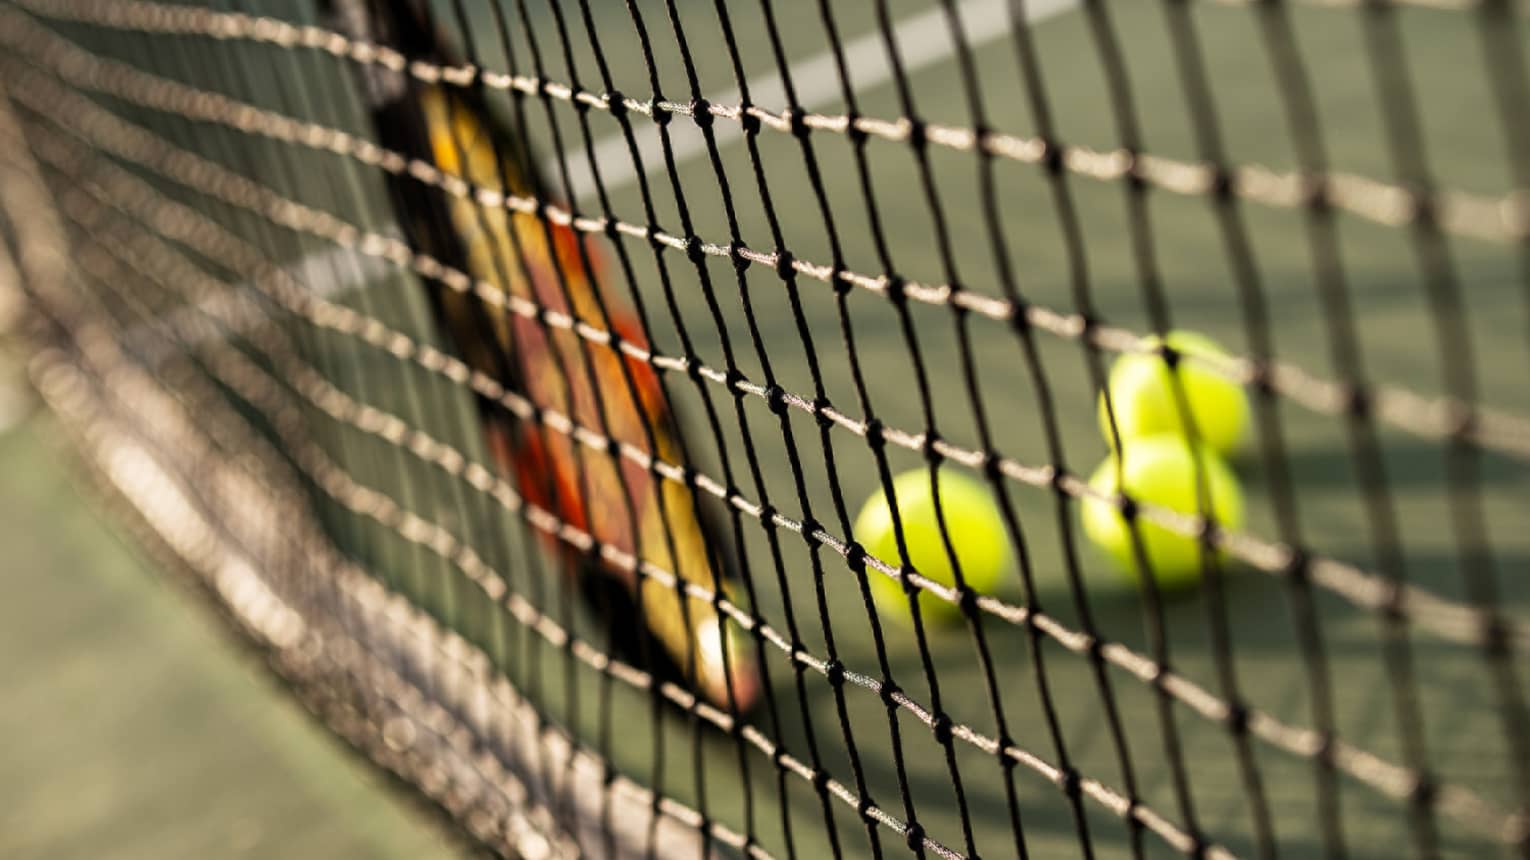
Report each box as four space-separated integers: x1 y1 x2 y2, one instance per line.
1080 436 1244 591
853 468 1011 625
1098 330 1250 457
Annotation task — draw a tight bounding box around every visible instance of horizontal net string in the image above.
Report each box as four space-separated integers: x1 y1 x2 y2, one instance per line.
9 0 1530 470
20 0 1529 242
9 46 1519 673
16 75 1524 851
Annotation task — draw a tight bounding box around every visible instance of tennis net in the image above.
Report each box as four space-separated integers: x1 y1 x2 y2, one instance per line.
2 0 1528 857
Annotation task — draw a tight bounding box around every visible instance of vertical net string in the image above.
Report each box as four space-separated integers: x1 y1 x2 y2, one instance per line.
653 0 847 851
716 0 954 850
400 0 594 834
608 1 813 850
1075 0 1249 849
1000 3 1162 855
646 0 863 851
548 0 774 853
1155 3 1310 855
741 0 951 854
266 0 436 715
522 0 829 853
660 0 894 854
1020 0 1218 852
1360 0 1530 840
446 0 689 842
1470 2 1530 847
198 7 574 830
783 6 945 857
660 0 1028 850
152 5 438 648
237 0 515 743
251 0 532 741
1251 3 1448 856
296 1 561 826
873 1 1064 856
811 0 988 853
1471 0 1530 368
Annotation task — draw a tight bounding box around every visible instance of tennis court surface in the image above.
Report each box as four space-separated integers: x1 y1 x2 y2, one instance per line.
1 0 1527 857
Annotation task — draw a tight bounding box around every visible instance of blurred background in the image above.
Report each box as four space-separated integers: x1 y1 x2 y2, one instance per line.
0 350 452 859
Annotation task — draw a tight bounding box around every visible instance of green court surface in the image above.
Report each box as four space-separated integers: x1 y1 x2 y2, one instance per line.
0 411 454 860
9 0 1530 858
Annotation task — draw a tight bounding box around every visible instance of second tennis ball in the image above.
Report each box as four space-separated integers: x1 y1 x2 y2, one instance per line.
853 468 1011 625
1097 330 1250 457
1080 436 1245 590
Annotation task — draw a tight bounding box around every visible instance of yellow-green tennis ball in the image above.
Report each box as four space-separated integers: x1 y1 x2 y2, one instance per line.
1080 436 1245 590
1097 330 1250 457
853 469 1011 625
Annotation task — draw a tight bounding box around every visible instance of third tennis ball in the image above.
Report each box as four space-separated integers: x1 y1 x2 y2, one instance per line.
1080 436 1245 590
1097 330 1250 457
853 468 1011 625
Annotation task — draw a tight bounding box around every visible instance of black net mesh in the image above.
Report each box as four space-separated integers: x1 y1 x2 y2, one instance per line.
2 0 1529 857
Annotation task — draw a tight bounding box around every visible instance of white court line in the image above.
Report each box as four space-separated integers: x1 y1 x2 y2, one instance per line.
550 0 1082 200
